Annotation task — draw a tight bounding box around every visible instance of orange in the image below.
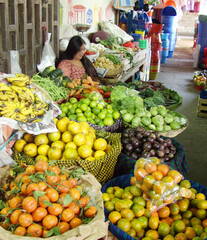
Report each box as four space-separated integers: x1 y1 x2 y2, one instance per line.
39 195 51 208
146 229 159 239
161 217 174 226
14 139 26 152
25 165 35 175
34 134 49 146
202 219 207 228
145 162 157 174
158 207 170 218
152 171 163 181
14 226 26 236
68 201 80 215
37 144 50 156
35 159 48 172
153 181 166 195
10 209 22 224
134 168 148 181
175 233 186 240
38 182 47 191
162 176 175 189
22 196 37 213
196 193 206 200
46 188 59 202
24 143 37 157
178 199 190 212
26 183 40 195
51 141 65 151
23 133 34 143
48 203 63 216
27 224 42 237
108 211 121 224
79 196 90 208
84 206 97 218
170 203 180 216
47 147 62 160
46 174 60 186
48 165 61 175
32 207 47 222
69 188 81 200
70 217 82 229
58 222 70 233
61 208 75 222
42 215 58 230
8 196 22 208
1 207 10 216
185 227 196 239
157 164 169 176
48 131 61 142
19 213 33 227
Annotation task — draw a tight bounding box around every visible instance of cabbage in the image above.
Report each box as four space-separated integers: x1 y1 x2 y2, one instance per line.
157 105 168 116
152 115 164 126
131 116 141 128
164 114 174 124
164 125 171 131
141 116 151 126
148 124 156 130
170 121 181 130
122 113 134 123
150 107 158 116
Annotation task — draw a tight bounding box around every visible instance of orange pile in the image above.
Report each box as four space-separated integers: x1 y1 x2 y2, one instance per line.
131 158 192 212
0 160 97 237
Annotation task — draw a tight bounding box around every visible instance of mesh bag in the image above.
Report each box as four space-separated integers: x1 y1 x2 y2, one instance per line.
14 131 121 184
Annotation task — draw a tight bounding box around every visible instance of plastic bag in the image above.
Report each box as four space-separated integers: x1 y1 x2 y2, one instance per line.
132 157 193 212
10 51 22 74
37 33 56 72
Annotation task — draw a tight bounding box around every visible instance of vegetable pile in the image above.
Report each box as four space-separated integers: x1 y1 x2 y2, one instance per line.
60 92 120 127
0 161 97 237
111 86 187 131
14 119 110 162
122 128 176 162
32 67 69 102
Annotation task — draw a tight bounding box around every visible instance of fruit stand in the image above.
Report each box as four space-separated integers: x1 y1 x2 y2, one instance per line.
0 3 207 240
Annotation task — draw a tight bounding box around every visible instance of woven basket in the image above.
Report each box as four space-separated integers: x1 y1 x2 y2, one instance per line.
158 124 188 138
102 175 207 240
13 131 122 184
90 118 122 133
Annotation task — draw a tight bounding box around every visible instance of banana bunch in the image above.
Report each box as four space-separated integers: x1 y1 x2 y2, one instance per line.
0 82 48 122
7 73 30 87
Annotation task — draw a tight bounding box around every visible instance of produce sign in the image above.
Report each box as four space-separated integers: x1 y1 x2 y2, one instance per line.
32 66 70 102
0 162 102 238
122 128 176 162
60 92 120 127
111 86 187 132
0 74 48 122
102 172 207 240
14 119 110 162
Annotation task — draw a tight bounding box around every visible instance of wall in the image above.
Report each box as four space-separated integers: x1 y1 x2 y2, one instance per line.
59 0 115 39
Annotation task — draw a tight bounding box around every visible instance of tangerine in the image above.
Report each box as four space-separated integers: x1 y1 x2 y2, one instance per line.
46 188 59 202
26 183 40 195
158 207 170 218
38 182 47 191
25 165 35 175
48 203 63 216
84 206 97 218
157 164 169 176
32 207 47 222
145 162 157 173
134 168 148 181
58 222 70 233
70 217 82 229
19 213 33 227
79 196 90 208
42 215 58 230
10 209 22 224
8 196 22 208
14 226 26 236
39 195 51 208
35 160 48 172
68 202 80 215
152 171 163 181
61 208 75 222
48 166 61 175
27 223 43 237
69 188 81 200
22 196 37 213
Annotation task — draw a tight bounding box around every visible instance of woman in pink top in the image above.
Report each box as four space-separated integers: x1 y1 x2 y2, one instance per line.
56 36 98 80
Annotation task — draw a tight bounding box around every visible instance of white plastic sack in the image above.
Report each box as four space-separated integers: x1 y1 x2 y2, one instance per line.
10 51 22 74
37 33 56 72
99 21 133 43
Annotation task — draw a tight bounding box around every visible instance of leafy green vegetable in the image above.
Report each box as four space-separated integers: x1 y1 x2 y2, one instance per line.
46 227 61 237
104 54 121 65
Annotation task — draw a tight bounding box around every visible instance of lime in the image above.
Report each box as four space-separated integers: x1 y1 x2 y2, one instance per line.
90 101 97 108
131 219 142 232
138 216 148 229
193 224 203 236
80 104 88 111
113 111 120 120
173 220 185 233
105 201 114 212
61 105 68 113
108 211 121 224
104 117 114 126
70 98 77 104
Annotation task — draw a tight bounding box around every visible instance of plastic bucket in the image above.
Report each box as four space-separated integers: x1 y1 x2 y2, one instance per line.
162 6 177 16
161 33 170 40
194 1 200 13
162 16 177 33
139 39 147 49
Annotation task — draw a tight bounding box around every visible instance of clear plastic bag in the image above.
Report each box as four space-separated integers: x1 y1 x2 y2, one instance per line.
37 33 56 72
133 157 192 212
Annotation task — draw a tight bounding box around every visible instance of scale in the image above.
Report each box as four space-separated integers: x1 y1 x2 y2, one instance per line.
73 24 91 49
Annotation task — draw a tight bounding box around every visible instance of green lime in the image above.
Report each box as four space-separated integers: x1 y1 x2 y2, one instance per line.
70 97 77 104
80 104 88 111
113 111 120 120
90 101 97 108
104 117 114 126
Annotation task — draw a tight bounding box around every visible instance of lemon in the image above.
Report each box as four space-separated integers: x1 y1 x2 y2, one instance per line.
34 134 49 146
78 145 92 159
65 142 77 150
51 141 65 150
53 118 58 125
47 131 61 142
86 156 95 161
24 143 37 157
79 122 90 134
84 134 93 146
14 139 26 152
73 133 86 146
35 155 48 162
93 138 107 151
94 150 106 160
61 131 72 143
63 148 78 160
57 118 69 132
23 133 34 143
68 122 81 135
47 147 62 160
37 144 50 156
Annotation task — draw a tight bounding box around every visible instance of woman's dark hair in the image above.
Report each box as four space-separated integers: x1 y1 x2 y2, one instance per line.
56 36 98 79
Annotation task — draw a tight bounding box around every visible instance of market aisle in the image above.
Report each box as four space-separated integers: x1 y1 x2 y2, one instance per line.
157 36 207 185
